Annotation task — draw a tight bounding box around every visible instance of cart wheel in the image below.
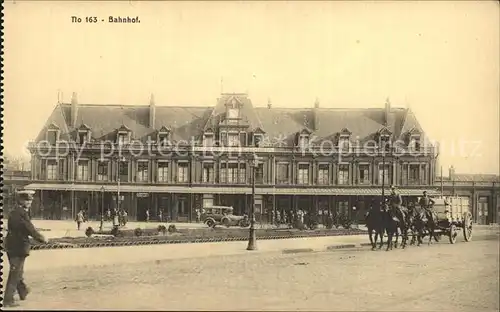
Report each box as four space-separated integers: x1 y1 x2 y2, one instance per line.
448 224 457 244
463 212 473 242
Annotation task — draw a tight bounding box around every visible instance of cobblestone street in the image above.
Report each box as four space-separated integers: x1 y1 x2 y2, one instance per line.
4 236 499 311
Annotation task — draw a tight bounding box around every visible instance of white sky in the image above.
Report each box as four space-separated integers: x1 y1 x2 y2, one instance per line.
4 1 499 175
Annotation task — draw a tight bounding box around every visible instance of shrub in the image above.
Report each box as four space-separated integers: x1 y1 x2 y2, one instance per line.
157 225 167 235
85 227 94 237
168 225 177 233
134 228 143 237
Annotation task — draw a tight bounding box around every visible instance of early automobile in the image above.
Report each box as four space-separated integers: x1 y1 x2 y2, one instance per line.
202 206 249 228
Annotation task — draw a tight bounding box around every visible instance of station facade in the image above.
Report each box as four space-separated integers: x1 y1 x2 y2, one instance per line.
26 93 440 222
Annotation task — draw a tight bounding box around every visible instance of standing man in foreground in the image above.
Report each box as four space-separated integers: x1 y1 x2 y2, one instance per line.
3 190 48 308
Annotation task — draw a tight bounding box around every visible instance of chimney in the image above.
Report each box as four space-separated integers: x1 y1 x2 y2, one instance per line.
384 97 391 126
71 92 78 127
449 165 456 180
267 97 272 109
149 93 156 129
314 97 320 130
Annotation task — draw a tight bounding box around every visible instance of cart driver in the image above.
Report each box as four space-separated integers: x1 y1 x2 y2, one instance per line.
388 185 403 213
419 191 435 221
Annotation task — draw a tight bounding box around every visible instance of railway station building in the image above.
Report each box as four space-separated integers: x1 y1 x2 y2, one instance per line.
26 92 440 222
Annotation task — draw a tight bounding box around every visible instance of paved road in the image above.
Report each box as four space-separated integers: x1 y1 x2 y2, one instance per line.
4 236 498 311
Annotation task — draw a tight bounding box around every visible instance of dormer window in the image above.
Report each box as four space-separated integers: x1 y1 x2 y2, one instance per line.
226 97 241 121
406 127 422 151
377 127 392 152
116 125 131 145
203 129 214 147
157 126 171 146
296 128 312 149
409 135 421 151
253 128 266 147
76 124 91 145
46 123 60 145
338 128 352 151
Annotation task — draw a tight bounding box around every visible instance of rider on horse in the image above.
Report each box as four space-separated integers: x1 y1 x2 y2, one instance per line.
388 185 405 220
418 191 435 222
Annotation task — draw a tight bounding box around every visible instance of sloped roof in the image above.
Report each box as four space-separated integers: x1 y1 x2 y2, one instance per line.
440 174 500 182
34 95 430 147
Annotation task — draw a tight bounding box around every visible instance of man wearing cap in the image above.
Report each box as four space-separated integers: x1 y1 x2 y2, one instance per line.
388 185 403 212
419 191 436 222
3 190 48 307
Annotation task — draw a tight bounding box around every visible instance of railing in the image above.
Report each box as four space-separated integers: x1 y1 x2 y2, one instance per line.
435 180 499 188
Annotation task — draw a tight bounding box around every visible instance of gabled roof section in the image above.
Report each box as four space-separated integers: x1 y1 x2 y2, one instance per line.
377 126 392 136
203 93 264 131
398 108 425 139
117 124 131 132
158 125 171 133
339 127 352 136
253 127 266 134
78 123 91 131
406 126 421 136
298 128 313 135
47 123 60 130
204 127 215 134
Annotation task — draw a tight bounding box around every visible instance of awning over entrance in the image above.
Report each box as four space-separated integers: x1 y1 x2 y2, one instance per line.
24 183 440 196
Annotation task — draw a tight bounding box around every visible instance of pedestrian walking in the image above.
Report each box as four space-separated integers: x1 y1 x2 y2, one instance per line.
76 210 84 230
4 190 48 308
146 209 150 222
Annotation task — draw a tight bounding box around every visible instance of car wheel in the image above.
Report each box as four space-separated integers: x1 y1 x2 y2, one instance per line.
206 220 215 228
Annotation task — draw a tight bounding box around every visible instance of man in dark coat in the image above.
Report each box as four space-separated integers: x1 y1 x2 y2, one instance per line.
3 190 48 307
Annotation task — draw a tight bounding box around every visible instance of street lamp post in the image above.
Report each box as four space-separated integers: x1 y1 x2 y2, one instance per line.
247 153 259 251
100 186 105 232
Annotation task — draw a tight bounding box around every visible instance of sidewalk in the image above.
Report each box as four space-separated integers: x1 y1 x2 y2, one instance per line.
2 235 368 272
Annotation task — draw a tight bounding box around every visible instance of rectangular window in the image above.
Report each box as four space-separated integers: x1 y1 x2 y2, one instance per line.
177 162 189 183
338 137 350 151
254 134 263 147
228 134 239 147
220 132 228 146
78 132 88 145
317 164 329 185
254 163 264 184
203 134 214 147
228 163 239 183
220 163 227 183
299 135 309 148
117 133 128 145
203 197 214 208
47 130 58 145
409 136 421 151
137 161 149 182
409 164 420 183
239 132 247 146
97 161 108 181
276 163 290 184
359 164 370 184
297 164 309 185
202 163 214 183
380 135 391 151
378 164 391 185
158 134 169 146
46 160 58 180
157 162 169 182
76 160 89 181
338 164 350 185
238 163 247 184
58 160 65 180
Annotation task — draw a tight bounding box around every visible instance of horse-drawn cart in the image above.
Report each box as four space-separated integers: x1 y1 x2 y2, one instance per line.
433 196 473 244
